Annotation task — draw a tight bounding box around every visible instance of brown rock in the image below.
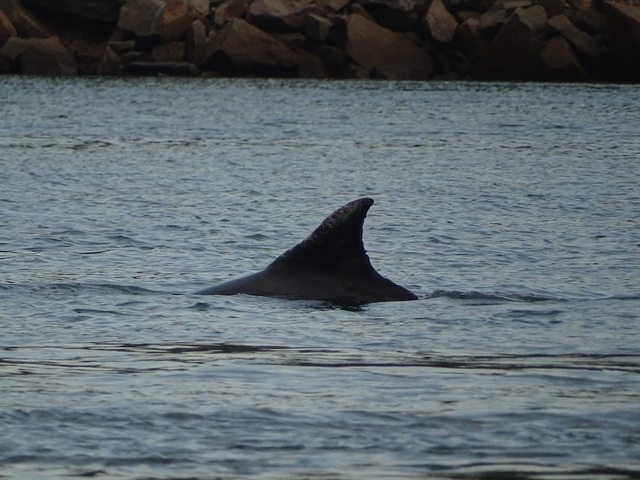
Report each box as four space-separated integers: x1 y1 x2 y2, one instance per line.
296 48 330 77
20 0 124 23
603 0 640 80
471 6 547 80
454 16 490 62
547 14 604 59
424 0 459 43
214 0 248 26
541 35 590 80
359 0 419 31
324 0 349 13
152 40 185 61
246 0 314 31
478 4 508 35
203 18 297 74
0 9 17 46
98 45 124 74
118 0 198 39
0 0 49 37
186 18 207 63
305 12 332 41
118 0 164 36
0 36 77 74
345 13 433 79
159 0 198 40
536 0 564 17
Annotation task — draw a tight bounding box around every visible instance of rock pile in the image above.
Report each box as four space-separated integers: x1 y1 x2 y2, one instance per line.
0 0 639 80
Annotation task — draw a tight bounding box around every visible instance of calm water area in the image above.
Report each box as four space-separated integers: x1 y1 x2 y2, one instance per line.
1 77 639 479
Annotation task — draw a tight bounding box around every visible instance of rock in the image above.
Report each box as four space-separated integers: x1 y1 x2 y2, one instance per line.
324 0 349 13
118 0 198 39
0 36 77 74
454 15 490 61
214 0 248 25
603 0 640 80
304 12 332 41
295 48 330 77
536 0 564 17
20 0 124 23
344 13 433 79
0 0 49 37
470 6 547 79
108 39 136 53
152 40 185 61
186 18 207 63
547 14 604 59
188 0 210 15
358 0 417 11
359 0 419 31
202 18 298 74
124 60 198 74
98 45 124 73
246 0 314 31
0 9 17 46
478 3 508 35
567 7 607 35
118 0 164 36
541 35 590 80
160 0 200 40
424 0 459 42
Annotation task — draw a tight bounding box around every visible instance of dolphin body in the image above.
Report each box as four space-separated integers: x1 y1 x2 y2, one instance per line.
194 198 417 306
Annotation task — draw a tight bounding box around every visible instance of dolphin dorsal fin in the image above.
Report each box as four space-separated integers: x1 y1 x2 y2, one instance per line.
269 198 375 271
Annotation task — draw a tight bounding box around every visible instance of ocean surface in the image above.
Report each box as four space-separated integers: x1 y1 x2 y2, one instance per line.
1 77 639 480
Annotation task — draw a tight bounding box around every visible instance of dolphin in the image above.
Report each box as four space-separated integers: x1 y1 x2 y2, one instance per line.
194 198 417 305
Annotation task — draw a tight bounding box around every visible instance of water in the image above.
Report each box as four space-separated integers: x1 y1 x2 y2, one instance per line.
1 77 639 479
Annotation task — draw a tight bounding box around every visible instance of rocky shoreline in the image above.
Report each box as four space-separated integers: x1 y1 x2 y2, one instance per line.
1 0 639 81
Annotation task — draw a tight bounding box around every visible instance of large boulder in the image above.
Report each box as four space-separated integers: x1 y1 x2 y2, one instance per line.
0 0 49 37
344 13 433 79
603 0 640 80
0 36 77 74
358 0 419 30
202 18 298 74
20 0 125 23
541 35 590 80
471 5 547 80
424 0 459 43
547 14 604 60
118 0 200 39
214 0 248 26
0 9 17 46
246 0 315 30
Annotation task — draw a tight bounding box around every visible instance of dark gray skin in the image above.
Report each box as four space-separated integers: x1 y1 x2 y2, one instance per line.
194 198 417 306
